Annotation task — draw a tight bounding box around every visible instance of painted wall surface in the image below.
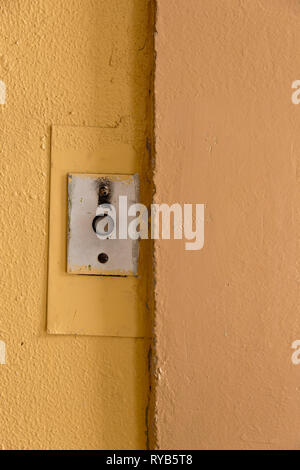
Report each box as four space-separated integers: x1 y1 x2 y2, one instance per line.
154 0 300 449
0 1 153 449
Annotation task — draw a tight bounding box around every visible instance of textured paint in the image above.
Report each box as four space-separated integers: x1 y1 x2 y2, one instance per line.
154 0 300 449
0 0 153 449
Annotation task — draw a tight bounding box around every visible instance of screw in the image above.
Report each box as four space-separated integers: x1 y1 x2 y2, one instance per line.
98 252 109 264
99 184 110 197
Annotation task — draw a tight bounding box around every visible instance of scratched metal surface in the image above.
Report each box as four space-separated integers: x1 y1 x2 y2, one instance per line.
67 173 139 276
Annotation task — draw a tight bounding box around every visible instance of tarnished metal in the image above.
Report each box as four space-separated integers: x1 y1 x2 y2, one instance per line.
67 173 139 276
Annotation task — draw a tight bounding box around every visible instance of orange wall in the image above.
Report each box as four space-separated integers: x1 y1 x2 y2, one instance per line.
154 0 300 449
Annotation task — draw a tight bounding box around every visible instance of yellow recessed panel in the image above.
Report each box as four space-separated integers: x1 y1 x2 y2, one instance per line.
47 125 150 337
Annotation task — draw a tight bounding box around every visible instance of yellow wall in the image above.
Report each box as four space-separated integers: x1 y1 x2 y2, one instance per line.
0 0 153 449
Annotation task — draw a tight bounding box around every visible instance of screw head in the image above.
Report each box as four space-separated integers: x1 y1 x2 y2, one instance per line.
99 184 110 197
98 252 109 264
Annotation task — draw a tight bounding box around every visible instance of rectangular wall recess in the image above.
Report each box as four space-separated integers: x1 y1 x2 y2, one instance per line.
47 126 150 337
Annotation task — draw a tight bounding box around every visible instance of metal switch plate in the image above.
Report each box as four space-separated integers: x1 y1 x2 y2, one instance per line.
67 173 139 276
